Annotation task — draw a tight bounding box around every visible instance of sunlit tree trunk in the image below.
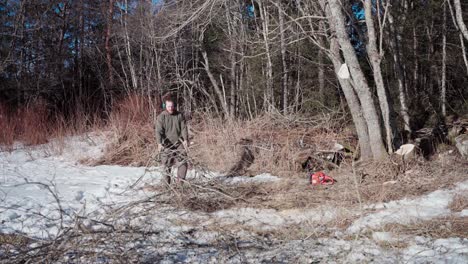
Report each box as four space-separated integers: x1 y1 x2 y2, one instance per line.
454 0 468 41
364 0 394 153
327 23 373 159
328 0 387 159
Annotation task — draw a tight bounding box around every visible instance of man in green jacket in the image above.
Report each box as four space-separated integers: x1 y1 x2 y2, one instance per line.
155 96 189 184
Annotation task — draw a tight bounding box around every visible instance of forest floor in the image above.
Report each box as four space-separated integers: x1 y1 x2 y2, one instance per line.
0 131 467 263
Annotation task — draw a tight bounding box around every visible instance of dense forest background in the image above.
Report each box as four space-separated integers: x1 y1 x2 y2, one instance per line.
1 0 468 160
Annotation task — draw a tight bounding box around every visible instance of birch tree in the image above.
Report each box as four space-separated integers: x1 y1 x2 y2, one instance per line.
364 0 395 153
328 0 387 159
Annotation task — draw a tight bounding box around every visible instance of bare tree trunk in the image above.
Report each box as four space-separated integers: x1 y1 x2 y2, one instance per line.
294 47 301 113
329 35 373 160
413 27 419 91
77 0 84 104
105 0 114 88
318 0 373 159
328 0 387 159
461 34 468 76
278 1 289 114
448 0 468 76
388 11 411 133
201 49 230 116
442 2 447 117
225 3 237 118
454 0 468 41
364 0 394 153
122 0 138 90
426 20 436 101
318 48 325 104
258 0 274 112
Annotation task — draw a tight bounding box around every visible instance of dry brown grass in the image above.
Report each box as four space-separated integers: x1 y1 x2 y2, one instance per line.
138 134 468 220
189 111 356 177
449 194 468 212
0 103 16 150
94 100 356 174
0 233 32 249
382 216 468 239
17 99 50 146
0 100 51 149
91 93 159 166
0 100 104 152
145 151 467 233
151 174 359 215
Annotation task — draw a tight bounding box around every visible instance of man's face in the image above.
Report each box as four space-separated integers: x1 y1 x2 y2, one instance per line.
165 101 175 114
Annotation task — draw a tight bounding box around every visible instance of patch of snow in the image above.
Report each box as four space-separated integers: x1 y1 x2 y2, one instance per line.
348 180 468 233
211 206 338 230
404 237 468 264
212 208 285 229
0 134 162 238
222 173 280 184
459 209 468 217
372 232 396 243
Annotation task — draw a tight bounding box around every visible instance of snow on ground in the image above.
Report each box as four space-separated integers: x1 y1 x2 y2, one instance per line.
1 134 467 263
0 133 157 238
0 133 281 239
209 206 339 231
222 173 280 184
347 180 468 234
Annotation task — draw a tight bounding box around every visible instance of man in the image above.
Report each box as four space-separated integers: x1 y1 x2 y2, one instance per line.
155 95 189 184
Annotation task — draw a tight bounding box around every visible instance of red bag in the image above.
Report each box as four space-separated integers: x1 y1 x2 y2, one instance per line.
310 171 335 185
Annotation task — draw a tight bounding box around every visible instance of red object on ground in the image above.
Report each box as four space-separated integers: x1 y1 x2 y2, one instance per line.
310 171 335 185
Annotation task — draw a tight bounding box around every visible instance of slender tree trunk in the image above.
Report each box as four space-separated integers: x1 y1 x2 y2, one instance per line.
413 27 419 91
294 47 301 113
454 0 468 41
278 1 289 114
388 11 411 133
79 0 84 103
364 0 394 153
329 35 373 159
461 34 468 76
448 0 468 76
105 0 114 88
318 48 325 104
319 0 373 159
442 2 447 117
225 4 237 118
123 0 137 90
426 20 436 100
258 0 274 112
328 0 387 159
201 50 230 116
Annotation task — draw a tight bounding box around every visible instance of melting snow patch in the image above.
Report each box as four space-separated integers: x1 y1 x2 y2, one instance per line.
223 173 280 184
0 134 160 239
348 180 468 234
210 206 337 231
212 208 285 229
459 209 468 217
404 237 468 263
372 232 395 243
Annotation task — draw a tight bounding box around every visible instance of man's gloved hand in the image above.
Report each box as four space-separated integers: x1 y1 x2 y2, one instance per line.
157 144 164 153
